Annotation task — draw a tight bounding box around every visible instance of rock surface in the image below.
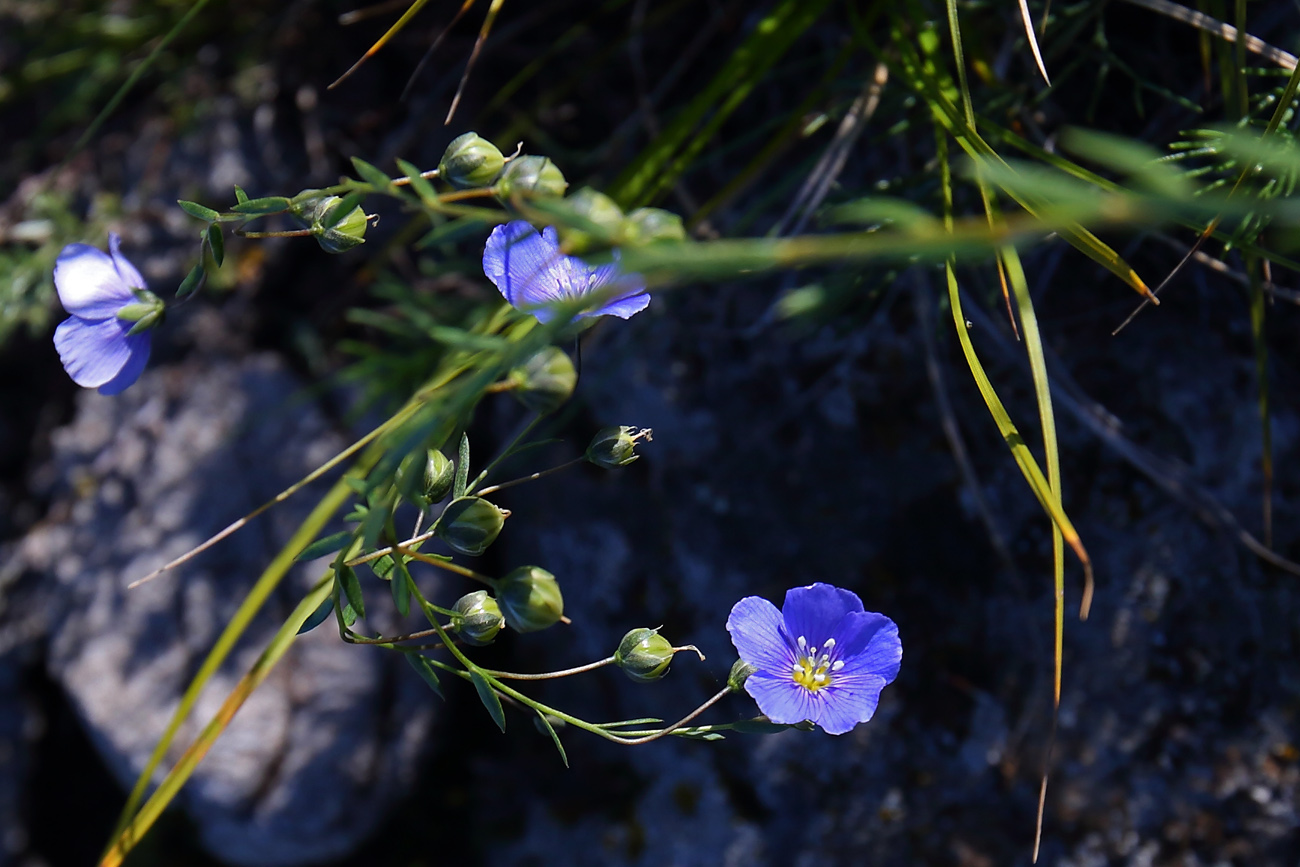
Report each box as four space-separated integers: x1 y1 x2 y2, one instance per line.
14 353 435 866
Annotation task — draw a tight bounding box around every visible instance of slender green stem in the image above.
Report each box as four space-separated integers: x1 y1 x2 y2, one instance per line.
479 657 616 681
400 546 498 588
468 415 543 495
475 457 586 496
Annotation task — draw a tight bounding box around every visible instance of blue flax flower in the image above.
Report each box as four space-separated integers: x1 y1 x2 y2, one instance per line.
727 582 901 735
483 221 649 322
53 234 153 395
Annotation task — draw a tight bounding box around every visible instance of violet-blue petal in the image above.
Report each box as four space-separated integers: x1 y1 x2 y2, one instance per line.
781 583 864 647
832 610 902 683
96 331 151 395
812 674 889 734
726 595 793 674
583 258 649 319
483 221 567 310
744 672 818 726
53 244 135 320
53 316 136 388
108 232 146 292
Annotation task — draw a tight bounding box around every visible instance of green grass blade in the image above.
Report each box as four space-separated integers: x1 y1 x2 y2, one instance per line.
608 0 834 209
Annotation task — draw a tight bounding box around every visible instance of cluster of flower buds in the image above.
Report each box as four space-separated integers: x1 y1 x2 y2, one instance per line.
437 132 686 253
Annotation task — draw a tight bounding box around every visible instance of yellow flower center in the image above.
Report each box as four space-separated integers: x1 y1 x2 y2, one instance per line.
790 635 844 693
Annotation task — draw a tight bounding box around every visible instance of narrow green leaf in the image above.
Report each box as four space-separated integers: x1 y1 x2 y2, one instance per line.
534 710 569 767
454 433 470 500
351 156 394 190
391 558 412 617
295 530 353 562
397 158 438 205
178 199 220 222
233 185 249 204
176 262 205 299
404 653 444 699
470 670 506 732
297 595 334 634
230 196 292 215
338 564 366 619
370 553 395 580
207 223 225 267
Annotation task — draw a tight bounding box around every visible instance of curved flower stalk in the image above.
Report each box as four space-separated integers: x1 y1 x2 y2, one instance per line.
53 233 159 395
727 582 901 735
483 220 649 322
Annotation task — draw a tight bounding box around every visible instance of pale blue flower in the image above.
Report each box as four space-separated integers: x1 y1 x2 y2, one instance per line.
483 221 649 322
53 234 153 395
727 582 901 735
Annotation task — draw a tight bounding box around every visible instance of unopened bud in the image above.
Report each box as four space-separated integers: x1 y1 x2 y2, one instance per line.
495 155 568 199
727 659 758 692
558 187 624 253
438 132 506 189
625 207 687 244
311 196 369 253
510 346 576 414
435 497 507 556
613 628 676 683
424 449 455 502
452 590 505 646
497 565 563 633
585 426 651 469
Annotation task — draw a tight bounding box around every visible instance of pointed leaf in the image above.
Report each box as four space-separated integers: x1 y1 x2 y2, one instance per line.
397 158 438 206
351 156 394 190
391 558 412 617
404 652 444 699
470 669 506 732
534 710 569 767
207 223 225 267
176 262 205 299
454 433 470 499
178 199 220 222
297 595 334 634
295 530 353 562
230 196 292 215
338 564 366 619
234 185 249 204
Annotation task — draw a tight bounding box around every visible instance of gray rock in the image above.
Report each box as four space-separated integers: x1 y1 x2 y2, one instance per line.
17 353 435 866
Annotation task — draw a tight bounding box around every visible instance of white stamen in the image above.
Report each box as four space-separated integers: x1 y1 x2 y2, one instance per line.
813 673 826 683
823 638 836 648
797 635 807 650
831 660 845 671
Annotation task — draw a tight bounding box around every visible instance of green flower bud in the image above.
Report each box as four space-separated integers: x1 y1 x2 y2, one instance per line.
495 155 568 199
438 132 506 189
452 590 505 646
497 565 563 633
424 449 455 502
613 628 676 683
435 497 507 556
310 195 369 253
727 659 758 692
625 207 687 244
509 346 576 414
557 187 624 253
585 426 652 469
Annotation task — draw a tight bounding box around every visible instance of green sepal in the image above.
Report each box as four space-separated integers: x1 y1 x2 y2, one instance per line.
322 192 366 229
391 558 412 617
295 531 353 562
206 223 225 267
338 564 366 619
230 196 292 215
470 669 506 732
351 157 393 191
453 433 470 499
115 302 157 323
178 200 220 222
404 653 444 699
125 310 164 336
176 261 205 299
533 711 569 767
297 595 334 634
